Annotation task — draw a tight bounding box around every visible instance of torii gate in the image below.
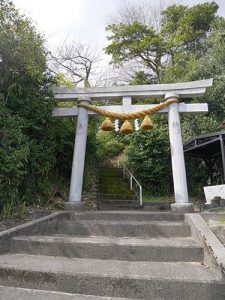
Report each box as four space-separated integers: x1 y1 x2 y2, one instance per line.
52 79 213 213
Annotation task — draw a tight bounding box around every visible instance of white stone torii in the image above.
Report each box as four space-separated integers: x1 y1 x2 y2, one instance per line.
52 79 213 213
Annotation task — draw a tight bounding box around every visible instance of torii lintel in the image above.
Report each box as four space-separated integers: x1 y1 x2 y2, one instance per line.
52 79 213 101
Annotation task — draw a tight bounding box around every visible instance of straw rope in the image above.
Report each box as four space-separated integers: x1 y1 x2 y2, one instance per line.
78 99 178 121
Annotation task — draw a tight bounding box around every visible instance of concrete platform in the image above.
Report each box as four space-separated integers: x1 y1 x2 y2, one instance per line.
0 254 223 299
0 286 132 300
57 220 190 237
171 203 194 213
69 211 184 222
10 235 203 262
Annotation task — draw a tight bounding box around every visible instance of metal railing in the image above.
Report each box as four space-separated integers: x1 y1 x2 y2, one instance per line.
118 162 143 206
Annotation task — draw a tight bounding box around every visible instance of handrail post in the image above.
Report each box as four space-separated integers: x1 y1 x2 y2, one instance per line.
120 162 143 207
130 175 133 190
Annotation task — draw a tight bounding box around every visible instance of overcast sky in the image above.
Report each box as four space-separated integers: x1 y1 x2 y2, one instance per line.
12 0 225 56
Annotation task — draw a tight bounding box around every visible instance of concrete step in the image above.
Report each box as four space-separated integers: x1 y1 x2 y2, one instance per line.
57 220 190 237
68 211 184 222
98 205 142 210
98 203 143 210
0 286 132 300
98 167 122 174
99 200 139 205
143 202 172 211
10 235 203 262
98 194 136 200
0 254 223 299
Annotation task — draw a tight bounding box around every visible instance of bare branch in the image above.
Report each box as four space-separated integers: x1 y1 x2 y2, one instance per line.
108 0 181 32
49 40 106 87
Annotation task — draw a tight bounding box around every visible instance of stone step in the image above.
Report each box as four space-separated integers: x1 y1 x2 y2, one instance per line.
0 254 223 299
99 200 139 205
0 286 132 300
98 182 129 187
98 167 122 173
98 205 142 210
98 174 123 179
98 179 129 183
10 235 203 262
143 202 172 211
57 220 190 237
98 194 136 200
68 211 184 222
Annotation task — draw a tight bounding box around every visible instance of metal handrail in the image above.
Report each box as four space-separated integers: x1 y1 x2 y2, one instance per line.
118 162 143 206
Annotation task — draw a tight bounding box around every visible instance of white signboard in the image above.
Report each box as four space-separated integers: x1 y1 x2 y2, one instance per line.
203 184 225 203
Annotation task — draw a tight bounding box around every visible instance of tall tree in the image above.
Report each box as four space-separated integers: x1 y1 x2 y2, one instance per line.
0 0 56 215
105 1 219 83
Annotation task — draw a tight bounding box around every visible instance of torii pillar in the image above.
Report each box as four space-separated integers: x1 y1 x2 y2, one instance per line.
64 96 90 211
166 93 193 213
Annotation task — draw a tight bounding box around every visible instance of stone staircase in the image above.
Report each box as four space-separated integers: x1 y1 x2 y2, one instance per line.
0 211 224 299
98 167 141 210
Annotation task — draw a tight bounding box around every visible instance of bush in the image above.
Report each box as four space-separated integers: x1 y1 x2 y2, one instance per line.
125 115 173 196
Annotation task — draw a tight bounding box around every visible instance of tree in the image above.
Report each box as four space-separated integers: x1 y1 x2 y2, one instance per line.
109 0 178 32
105 1 219 83
50 41 106 88
125 115 173 195
161 16 225 197
0 0 56 215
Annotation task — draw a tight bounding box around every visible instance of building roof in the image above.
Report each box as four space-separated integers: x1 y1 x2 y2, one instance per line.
184 131 225 158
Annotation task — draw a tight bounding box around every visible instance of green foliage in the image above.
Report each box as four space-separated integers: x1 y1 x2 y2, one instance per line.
161 2 218 54
55 73 73 88
174 17 225 196
105 2 219 83
143 196 174 202
83 118 100 191
105 21 164 81
96 130 125 162
130 71 157 85
0 0 57 216
53 118 76 178
125 116 173 196
186 159 208 197
191 19 225 121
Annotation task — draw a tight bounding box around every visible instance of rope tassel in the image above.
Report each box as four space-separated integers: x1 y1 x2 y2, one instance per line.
101 117 114 131
78 99 178 134
140 116 154 130
120 120 133 134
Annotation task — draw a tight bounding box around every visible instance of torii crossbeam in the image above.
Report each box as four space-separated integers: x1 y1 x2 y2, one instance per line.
52 79 213 213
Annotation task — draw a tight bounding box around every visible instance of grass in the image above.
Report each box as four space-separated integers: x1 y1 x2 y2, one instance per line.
143 196 174 203
208 208 225 213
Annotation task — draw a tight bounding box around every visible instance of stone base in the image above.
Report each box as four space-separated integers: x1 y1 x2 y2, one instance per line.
211 198 220 207
64 202 86 211
204 203 213 210
220 199 225 207
171 203 194 213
